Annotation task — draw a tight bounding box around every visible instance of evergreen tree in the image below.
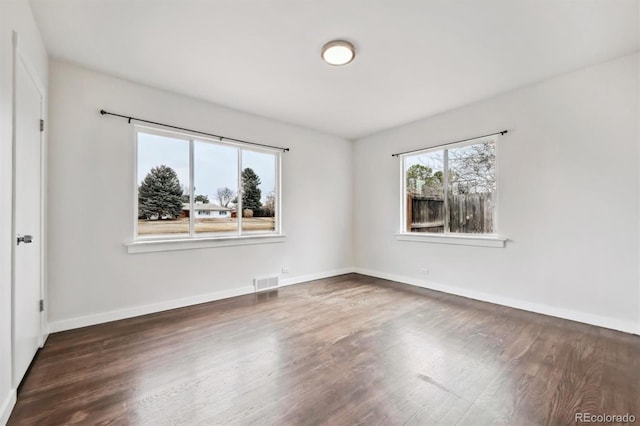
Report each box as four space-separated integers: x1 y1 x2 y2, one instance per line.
194 194 209 203
138 165 184 219
241 168 262 211
407 164 433 183
407 164 444 197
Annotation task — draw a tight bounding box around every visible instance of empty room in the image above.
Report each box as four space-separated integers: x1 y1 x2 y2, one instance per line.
1 0 639 425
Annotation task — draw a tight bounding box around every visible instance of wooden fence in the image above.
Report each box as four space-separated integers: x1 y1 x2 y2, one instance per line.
407 193 494 233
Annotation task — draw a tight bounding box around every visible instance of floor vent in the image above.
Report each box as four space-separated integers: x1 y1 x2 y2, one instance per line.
254 276 279 292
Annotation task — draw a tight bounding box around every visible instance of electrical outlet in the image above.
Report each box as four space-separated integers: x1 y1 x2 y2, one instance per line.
282 266 290 274
419 267 429 275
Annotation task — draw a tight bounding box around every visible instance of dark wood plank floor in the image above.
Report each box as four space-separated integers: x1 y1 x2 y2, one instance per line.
9 274 640 425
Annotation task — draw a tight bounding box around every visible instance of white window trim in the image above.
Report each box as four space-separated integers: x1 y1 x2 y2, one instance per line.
130 124 283 251
395 232 506 248
399 134 507 247
126 234 286 254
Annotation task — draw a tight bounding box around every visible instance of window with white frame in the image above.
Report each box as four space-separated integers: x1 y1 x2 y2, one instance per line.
135 127 280 240
401 136 497 235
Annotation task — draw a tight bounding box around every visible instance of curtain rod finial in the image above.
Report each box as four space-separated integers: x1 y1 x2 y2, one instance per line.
100 109 106 115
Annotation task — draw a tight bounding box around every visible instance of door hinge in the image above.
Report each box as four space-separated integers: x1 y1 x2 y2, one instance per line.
40 119 44 132
39 299 44 312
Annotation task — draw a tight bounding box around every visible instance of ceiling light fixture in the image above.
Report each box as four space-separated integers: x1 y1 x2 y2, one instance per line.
321 40 356 66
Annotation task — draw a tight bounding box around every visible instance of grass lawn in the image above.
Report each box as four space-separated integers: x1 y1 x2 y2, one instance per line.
138 217 275 235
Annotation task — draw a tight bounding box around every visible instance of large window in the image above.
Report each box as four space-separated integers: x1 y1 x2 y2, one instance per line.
136 127 280 240
402 136 497 235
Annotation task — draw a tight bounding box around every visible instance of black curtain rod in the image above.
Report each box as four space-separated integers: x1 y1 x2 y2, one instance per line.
99 109 290 152
391 130 508 157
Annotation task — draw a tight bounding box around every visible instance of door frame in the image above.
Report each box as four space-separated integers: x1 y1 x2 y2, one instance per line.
11 31 47 388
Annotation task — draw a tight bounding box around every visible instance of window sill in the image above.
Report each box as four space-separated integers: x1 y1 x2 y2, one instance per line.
126 234 286 254
395 233 507 248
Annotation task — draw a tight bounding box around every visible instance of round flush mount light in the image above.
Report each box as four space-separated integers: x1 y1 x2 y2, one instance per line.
321 40 356 66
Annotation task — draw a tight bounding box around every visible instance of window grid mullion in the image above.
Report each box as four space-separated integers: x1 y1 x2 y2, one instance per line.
237 149 243 236
189 139 195 237
443 148 450 234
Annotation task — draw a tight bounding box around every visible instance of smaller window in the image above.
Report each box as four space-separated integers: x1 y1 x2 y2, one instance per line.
402 136 497 235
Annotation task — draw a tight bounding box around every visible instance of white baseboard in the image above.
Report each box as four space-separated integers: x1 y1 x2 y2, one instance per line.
353 268 639 335
48 268 355 333
49 267 636 336
279 267 354 287
0 388 16 426
38 331 49 348
48 285 255 333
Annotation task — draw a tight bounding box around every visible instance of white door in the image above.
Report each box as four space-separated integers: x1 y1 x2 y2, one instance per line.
13 53 43 386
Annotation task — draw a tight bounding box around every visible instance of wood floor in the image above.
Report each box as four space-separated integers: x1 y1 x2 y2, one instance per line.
9 274 640 425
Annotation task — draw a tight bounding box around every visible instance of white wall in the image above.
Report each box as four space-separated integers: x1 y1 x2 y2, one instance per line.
354 54 640 334
0 0 48 423
47 60 353 329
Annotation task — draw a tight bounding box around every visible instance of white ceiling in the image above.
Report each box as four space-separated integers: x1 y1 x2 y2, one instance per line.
30 0 638 140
